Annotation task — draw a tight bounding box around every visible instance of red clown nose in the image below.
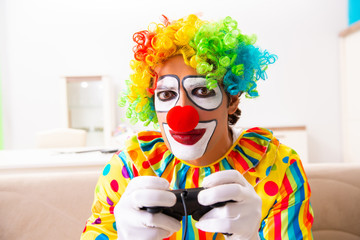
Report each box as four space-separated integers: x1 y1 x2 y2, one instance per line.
166 106 199 132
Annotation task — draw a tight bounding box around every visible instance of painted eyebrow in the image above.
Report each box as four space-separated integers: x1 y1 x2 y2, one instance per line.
183 76 209 89
156 75 180 90
158 74 180 81
156 85 178 91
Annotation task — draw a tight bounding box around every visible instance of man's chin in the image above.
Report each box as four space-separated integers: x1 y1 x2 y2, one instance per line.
162 120 217 162
172 150 204 161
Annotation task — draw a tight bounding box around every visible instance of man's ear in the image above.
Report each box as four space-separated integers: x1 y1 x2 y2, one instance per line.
228 94 240 115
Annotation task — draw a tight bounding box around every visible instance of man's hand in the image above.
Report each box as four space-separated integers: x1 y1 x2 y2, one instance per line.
114 176 181 240
196 170 262 240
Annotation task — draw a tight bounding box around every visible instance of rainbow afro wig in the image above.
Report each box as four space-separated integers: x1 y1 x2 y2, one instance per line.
118 14 277 126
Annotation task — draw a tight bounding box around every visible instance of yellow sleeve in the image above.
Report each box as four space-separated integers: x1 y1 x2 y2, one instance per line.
80 153 131 240
259 153 314 239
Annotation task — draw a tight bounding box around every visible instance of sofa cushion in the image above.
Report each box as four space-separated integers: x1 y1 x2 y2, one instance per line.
0 170 99 240
305 163 360 240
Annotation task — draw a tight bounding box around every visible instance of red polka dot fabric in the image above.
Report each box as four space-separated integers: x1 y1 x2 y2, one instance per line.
81 128 313 240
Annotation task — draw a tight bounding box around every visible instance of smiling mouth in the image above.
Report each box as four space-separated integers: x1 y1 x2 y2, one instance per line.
169 129 206 145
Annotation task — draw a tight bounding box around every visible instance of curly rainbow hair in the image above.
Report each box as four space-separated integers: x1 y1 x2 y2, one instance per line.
118 14 277 126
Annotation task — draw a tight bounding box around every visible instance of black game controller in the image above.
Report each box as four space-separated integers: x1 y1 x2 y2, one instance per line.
140 187 234 221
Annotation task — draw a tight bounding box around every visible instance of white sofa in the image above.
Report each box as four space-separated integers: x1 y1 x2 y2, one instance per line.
0 163 359 240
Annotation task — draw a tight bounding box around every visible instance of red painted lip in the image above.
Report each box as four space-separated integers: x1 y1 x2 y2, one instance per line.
169 129 206 145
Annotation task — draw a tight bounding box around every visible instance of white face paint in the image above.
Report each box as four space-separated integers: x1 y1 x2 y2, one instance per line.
155 56 233 165
154 75 180 112
183 76 223 111
155 75 223 161
162 120 217 161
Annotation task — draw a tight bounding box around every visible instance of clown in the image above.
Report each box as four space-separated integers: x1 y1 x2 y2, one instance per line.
155 55 238 165
81 15 313 240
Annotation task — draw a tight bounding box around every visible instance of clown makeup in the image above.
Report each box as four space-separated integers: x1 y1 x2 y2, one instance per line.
155 55 236 166
162 120 217 161
154 75 180 112
155 75 224 161
183 76 223 111
155 75 223 112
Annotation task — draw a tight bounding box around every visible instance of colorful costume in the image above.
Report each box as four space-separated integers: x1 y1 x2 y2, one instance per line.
81 127 314 240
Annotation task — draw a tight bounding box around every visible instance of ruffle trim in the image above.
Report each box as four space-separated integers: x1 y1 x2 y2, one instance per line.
135 127 279 185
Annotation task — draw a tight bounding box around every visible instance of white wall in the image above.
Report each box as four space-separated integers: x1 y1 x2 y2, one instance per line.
1 0 347 163
0 0 11 148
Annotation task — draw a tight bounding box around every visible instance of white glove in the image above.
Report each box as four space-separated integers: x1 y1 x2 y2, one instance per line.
196 170 262 240
114 176 181 240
